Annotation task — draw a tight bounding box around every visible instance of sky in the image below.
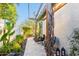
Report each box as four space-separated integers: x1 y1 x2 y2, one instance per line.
15 3 45 34
16 3 42 26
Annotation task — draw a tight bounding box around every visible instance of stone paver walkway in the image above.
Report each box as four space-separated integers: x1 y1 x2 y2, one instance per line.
24 37 46 56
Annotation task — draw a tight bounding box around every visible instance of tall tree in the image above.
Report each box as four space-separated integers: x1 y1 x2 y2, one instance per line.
0 3 17 23
0 3 17 45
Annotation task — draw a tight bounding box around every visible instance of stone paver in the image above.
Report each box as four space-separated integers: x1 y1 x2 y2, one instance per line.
24 37 46 56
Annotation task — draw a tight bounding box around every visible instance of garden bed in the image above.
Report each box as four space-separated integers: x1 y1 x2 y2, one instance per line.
0 35 27 56
7 39 27 56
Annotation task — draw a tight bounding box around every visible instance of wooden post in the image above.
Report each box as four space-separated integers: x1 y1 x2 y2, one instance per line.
34 19 37 41
45 3 54 56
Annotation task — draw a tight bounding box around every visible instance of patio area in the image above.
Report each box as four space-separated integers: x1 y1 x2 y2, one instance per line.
24 37 46 56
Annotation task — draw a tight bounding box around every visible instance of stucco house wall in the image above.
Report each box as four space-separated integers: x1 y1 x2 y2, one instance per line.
42 3 79 55
54 3 79 55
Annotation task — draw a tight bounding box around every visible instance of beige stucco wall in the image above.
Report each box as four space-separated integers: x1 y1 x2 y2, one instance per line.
54 3 79 55
42 3 79 55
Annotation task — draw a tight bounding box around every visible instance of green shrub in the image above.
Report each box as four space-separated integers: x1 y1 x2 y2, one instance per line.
0 34 24 55
0 43 12 55
69 28 79 55
0 41 22 55
12 41 22 53
15 35 24 44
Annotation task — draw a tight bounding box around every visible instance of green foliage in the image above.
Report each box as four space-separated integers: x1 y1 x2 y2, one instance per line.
0 32 8 41
11 41 22 53
0 3 16 45
0 3 17 23
21 20 35 37
38 21 43 36
69 28 79 56
0 4 23 55
0 35 24 55
0 32 8 45
9 35 24 53
0 21 15 45
15 35 24 44
0 43 12 54
21 19 43 39
22 26 32 37
9 31 15 36
5 21 14 31
5 21 15 36
0 41 22 55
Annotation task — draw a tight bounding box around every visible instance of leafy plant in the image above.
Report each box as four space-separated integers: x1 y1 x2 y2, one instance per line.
0 3 16 45
15 35 24 44
5 21 15 43
10 35 24 53
69 28 79 56
38 21 43 37
0 32 8 45
0 43 12 55
12 41 22 53
21 20 35 38
0 3 17 23
21 19 42 38
0 4 23 55
0 34 24 55
0 40 22 55
0 21 15 45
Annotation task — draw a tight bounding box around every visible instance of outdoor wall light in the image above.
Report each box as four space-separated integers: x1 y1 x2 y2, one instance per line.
61 47 66 56
56 48 60 56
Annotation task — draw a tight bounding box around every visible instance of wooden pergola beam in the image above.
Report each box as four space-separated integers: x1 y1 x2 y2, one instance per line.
53 3 67 12
38 3 67 20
